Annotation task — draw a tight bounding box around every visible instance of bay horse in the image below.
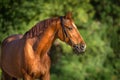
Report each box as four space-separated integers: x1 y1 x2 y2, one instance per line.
0 12 86 80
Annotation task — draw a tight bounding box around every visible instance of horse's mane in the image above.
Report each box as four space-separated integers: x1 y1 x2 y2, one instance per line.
23 17 58 39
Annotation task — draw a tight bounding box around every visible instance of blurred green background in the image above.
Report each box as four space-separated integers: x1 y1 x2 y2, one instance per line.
0 0 120 80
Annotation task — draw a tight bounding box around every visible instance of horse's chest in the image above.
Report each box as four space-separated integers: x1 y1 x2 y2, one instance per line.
27 57 49 78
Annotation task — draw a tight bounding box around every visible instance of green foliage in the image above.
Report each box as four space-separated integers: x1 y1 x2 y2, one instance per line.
0 70 1 79
0 0 120 80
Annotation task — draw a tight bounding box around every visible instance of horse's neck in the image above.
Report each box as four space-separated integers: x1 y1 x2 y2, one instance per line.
34 26 57 57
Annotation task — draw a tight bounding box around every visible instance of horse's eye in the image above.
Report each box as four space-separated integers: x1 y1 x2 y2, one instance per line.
68 27 73 30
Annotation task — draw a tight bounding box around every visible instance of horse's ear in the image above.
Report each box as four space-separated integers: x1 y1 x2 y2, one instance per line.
64 12 72 19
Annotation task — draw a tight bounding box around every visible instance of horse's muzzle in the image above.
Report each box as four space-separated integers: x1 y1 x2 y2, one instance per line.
73 43 86 54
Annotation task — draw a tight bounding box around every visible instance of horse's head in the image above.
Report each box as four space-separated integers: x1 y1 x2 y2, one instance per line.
57 12 86 54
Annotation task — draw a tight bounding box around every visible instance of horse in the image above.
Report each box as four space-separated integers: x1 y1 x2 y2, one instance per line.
0 12 86 80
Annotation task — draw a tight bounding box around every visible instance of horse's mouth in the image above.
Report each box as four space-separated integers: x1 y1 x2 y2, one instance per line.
73 48 85 55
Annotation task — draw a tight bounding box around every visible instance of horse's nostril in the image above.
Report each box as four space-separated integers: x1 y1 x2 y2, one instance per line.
81 45 84 49
73 45 79 50
76 46 79 49
80 44 86 50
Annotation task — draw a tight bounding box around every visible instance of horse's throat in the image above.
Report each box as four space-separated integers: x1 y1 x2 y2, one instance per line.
35 29 56 57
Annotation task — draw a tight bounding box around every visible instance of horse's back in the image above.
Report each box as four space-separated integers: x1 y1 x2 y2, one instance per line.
1 34 24 78
1 34 23 47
